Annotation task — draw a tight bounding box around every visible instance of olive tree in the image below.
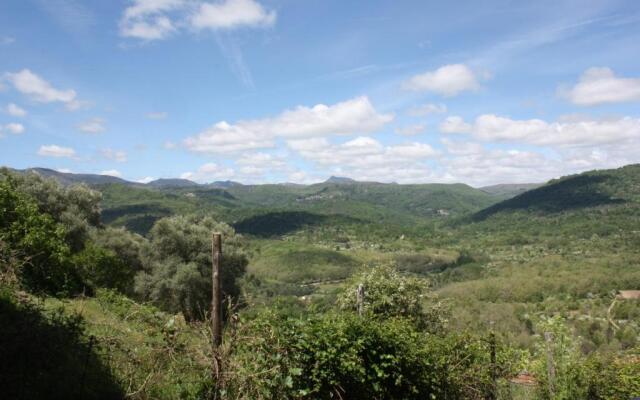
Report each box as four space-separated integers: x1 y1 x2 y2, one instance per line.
135 215 248 320
2 169 102 251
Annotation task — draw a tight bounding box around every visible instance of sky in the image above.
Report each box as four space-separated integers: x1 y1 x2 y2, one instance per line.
1 0 640 186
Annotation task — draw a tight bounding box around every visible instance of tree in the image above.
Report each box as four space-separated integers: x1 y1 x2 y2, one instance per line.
0 174 82 294
1 169 102 252
135 215 248 320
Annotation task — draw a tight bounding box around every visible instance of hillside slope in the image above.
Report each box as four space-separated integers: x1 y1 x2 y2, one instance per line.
474 164 640 220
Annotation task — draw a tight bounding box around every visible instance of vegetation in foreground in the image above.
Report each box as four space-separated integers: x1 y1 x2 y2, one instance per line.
1 166 640 399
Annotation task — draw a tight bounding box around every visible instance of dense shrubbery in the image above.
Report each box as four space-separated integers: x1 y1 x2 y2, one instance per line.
338 264 448 332
226 310 501 400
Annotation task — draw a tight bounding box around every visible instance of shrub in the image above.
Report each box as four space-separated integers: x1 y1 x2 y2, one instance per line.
73 243 134 294
337 264 448 332
227 310 500 399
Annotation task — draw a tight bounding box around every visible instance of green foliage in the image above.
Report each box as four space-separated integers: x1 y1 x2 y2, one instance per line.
227 310 504 399
0 288 123 399
0 174 82 295
583 348 640 400
3 168 102 251
530 317 589 400
135 215 248 320
73 243 134 294
338 264 448 331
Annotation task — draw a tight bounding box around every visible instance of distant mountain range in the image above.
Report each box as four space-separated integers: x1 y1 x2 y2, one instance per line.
8 168 245 189
7 167 541 191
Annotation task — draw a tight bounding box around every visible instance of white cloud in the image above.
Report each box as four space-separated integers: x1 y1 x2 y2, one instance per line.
288 136 439 183
119 0 184 40
439 116 472 133
4 123 25 134
4 69 80 107
408 103 447 116
77 117 106 133
184 96 393 154
100 169 122 178
180 162 235 182
100 148 127 163
37 145 76 158
395 124 426 136
191 0 276 30
4 103 27 117
561 67 640 106
443 147 558 186
56 168 73 173
119 0 275 40
467 114 640 146
146 111 168 119
136 176 156 183
440 138 484 156
403 64 479 96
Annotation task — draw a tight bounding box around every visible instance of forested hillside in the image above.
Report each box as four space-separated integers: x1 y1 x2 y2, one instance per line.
1 166 639 399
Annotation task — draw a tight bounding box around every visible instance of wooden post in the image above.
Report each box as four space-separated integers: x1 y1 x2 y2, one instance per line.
356 284 365 317
211 233 222 385
489 331 497 400
544 332 556 399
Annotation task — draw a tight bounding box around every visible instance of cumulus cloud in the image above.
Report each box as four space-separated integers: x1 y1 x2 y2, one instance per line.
191 0 276 30
136 176 156 183
4 69 86 111
236 152 289 177
119 0 183 40
408 103 447 116
439 116 472 133
180 162 235 182
439 114 640 147
100 148 128 163
77 117 106 133
119 0 276 40
443 147 558 186
403 64 479 96
287 136 439 183
184 96 394 154
561 67 640 106
395 124 426 136
37 144 76 158
3 123 25 134
100 169 122 178
4 103 27 117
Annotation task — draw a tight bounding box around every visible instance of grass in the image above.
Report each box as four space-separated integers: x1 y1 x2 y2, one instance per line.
43 289 211 399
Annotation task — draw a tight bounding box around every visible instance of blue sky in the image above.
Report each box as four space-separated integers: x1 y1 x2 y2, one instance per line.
1 0 639 186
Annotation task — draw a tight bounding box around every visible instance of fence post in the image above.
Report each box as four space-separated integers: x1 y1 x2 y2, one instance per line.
544 332 556 399
489 331 497 400
356 283 365 317
211 233 222 388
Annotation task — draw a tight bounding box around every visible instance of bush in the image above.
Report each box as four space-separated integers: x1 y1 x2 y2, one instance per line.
337 264 448 332
73 243 134 294
227 310 501 399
